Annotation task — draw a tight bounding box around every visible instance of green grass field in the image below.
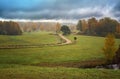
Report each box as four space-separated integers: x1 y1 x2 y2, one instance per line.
0 32 120 79
0 32 59 45
0 65 120 79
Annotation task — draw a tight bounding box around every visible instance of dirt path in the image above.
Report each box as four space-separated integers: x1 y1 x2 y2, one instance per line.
58 34 72 45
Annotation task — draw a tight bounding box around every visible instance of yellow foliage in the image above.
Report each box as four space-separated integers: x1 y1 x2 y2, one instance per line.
103 33 116 63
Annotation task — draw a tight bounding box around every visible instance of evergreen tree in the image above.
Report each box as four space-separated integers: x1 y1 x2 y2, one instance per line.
61 25 71 35
76 20 82 32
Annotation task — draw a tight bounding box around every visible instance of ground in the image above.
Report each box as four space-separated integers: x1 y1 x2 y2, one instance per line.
0 32 120 79
0 65 120 79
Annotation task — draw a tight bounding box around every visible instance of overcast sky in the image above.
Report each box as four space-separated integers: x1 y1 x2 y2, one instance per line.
0 0 120 22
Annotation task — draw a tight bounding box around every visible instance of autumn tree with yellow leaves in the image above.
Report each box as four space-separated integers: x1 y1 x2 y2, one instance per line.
103 33 116 63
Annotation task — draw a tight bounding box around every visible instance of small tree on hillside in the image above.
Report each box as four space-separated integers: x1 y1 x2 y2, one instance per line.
103 33 116 63
61 25 71 35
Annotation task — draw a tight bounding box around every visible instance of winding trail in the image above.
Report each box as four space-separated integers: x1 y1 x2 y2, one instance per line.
58 34 72 45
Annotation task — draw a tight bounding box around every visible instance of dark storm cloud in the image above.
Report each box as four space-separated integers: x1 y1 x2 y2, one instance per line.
0 0 120 20
114 0 120 10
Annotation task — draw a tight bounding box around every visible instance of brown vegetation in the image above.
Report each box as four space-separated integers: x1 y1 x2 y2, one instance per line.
0 21 22 35
77 17 120 37
31 59 105 68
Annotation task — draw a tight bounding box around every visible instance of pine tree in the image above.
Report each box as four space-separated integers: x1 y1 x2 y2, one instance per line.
76 20 82 32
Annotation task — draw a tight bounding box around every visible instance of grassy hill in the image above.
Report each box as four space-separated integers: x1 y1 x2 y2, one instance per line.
0 32 120 79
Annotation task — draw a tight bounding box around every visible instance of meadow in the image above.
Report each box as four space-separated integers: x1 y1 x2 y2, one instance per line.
0 32 59 45
0 32 120 79
0 65 120 79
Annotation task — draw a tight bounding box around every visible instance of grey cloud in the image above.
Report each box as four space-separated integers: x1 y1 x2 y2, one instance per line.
1 7 105 20
0 0 120 20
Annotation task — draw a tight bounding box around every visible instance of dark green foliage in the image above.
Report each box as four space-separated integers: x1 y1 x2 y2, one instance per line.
114 45 120 64
76 20 82 31
0 21 22 35
61 25 71 35
88 17 98 35
96 17 119 36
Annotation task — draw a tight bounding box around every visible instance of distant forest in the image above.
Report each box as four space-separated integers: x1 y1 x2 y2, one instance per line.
76 17 120 38
0 17 120 37
18 22 75 33
0 21 22 35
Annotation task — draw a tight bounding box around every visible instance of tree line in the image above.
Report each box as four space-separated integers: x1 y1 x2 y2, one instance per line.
0 21 22 35
19 22 60 32
76 17 120 37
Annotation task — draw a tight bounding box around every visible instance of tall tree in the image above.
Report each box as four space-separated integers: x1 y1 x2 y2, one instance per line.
82 19 88 33
116 23 120 34
40 24 44 31
76 20 82 32
0 21 22 35
103 33 116 63
56 22 61 34
97 17 119 36
88 17 98 35
31 23 37 31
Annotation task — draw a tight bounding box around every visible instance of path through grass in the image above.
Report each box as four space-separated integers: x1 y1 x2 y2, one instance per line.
0 32 120 79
